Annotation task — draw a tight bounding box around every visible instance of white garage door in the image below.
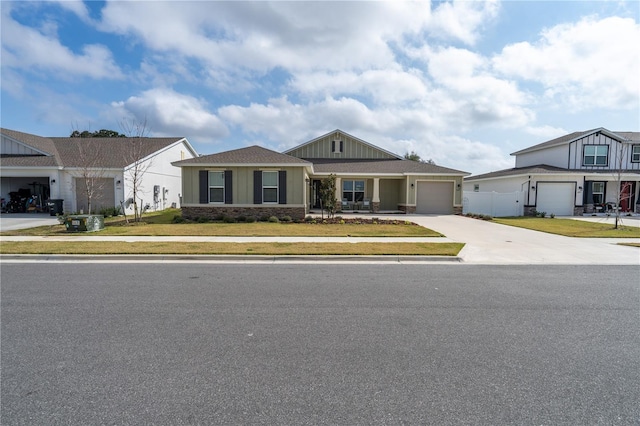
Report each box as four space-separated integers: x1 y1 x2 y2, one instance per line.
536 183 575 216
416 181 453 214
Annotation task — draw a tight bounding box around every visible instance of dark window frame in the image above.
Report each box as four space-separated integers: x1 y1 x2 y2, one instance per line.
583 145 609 167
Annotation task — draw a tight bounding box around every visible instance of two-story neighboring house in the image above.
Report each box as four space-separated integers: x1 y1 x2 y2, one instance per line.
463 128 640 216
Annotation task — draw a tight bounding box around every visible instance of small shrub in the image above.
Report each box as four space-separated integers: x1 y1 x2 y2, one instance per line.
214 214 225 222
280 215 292 223
268 216 279 223
482 215 493 221
197 216 210 223
550 213 555 218
236 215 247 222
260 215 271 222
172 215 186 223
245 216 256 223
305 215 314 222
223 216 236 223
339 219 345 224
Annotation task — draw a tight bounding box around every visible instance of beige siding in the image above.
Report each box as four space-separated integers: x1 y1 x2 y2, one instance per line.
287 134 397 160
379 179 402 210
407 175 463 205
182 166 305 205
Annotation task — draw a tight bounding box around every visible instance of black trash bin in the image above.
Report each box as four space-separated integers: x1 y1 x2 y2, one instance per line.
48 199 64 216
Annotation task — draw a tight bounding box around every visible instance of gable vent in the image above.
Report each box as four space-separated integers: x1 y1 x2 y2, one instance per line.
332 140 344 153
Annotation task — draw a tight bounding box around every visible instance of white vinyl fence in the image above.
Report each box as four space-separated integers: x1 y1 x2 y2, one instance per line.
463 191 525 217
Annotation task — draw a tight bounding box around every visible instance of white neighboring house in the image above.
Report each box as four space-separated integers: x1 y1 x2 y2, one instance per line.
463 128 640 216
0 128 198 215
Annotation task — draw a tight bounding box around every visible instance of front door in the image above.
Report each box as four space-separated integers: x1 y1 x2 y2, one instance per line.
620 181 635 212
312 180 322 208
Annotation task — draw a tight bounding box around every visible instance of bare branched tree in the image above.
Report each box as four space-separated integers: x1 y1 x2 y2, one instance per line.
71 124 108 215
120 118 153 222
611 142 632 229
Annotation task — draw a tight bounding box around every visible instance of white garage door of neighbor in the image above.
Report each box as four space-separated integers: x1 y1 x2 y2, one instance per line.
536 183 575 216
416 181 453 214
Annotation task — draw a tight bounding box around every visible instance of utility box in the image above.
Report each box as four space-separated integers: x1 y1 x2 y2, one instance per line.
65 215 105 232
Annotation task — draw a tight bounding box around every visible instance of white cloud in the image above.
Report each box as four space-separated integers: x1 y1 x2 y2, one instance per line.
428 0 500 45
111 88 228 142
493 16 640 109
0 4 122 80
52 0 92 23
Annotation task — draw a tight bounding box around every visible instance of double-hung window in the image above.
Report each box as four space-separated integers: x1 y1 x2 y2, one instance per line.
262 171 278 203
583 145 608 166
208 171 224 203
592 182 605 205
632 145 640 163
342 180 365 202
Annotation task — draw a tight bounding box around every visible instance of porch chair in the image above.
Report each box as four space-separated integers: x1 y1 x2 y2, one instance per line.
341 199 351 210
361 198 371 211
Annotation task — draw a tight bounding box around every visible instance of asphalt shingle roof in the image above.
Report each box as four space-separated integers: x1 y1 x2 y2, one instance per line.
1 128 185 169
173 145 312 166
309 159 468 175
465 164 640 181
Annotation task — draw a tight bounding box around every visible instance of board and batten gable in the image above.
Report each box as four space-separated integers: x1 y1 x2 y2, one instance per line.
285 130 400 160
515 131 640 171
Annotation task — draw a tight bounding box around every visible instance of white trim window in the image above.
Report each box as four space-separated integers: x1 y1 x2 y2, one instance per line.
209 171 224 203
583 145 608 166
632 145 640 163
592 181 605 204
342 180 365 202
262 171 278 204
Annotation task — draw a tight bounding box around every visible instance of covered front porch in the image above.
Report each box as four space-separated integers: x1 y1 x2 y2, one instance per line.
308 176 407 214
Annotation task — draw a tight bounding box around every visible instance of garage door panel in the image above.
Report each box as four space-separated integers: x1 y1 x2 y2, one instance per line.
416 182 453 214
536 183 574 216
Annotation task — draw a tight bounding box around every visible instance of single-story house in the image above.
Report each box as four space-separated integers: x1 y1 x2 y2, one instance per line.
463 128 640 216
1 128 198 214
173 129 469 220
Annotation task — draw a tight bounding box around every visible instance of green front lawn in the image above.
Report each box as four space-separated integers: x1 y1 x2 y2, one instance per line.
1 209 442 237
493 217 640 238
0 242 464 256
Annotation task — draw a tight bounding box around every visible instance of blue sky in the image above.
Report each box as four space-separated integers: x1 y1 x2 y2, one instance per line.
1 0 638 175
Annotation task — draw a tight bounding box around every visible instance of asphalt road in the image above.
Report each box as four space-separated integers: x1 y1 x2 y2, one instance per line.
1 264 638 425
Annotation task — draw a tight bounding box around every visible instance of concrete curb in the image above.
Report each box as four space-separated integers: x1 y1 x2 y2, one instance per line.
0 254 462 263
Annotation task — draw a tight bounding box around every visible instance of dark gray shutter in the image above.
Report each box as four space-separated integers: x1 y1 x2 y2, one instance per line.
331 140 335 152
583 181 592 204
278 170 287 204
224 170 233 204
253 170 262 204
199 170 208 204
340 141 344 153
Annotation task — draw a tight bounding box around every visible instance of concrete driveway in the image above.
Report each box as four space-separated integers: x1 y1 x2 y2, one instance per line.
394 214 640 265
0 213 59 232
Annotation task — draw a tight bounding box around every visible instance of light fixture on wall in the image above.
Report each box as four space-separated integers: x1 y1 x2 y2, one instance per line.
578 186 583 191
410 183 414 188
456 183 461 190
116 180 121 185
531 185 536 190
51 179 56 184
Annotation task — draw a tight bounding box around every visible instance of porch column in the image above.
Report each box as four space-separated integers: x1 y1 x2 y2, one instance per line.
335 177 341 205
372 178 380 212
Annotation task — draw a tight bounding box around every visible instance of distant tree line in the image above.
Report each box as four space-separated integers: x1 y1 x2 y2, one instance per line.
70 129 127 138
404 151 435 164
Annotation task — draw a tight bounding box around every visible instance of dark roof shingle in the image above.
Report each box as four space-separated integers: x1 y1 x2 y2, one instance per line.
173 145 311 166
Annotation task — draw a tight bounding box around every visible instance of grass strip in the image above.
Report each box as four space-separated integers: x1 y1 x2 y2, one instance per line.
493 218 640 238
0 242 463 256
618 243 640 248
1 222 441 237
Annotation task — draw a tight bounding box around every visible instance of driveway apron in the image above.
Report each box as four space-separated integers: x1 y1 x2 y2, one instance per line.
392 214 639 265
